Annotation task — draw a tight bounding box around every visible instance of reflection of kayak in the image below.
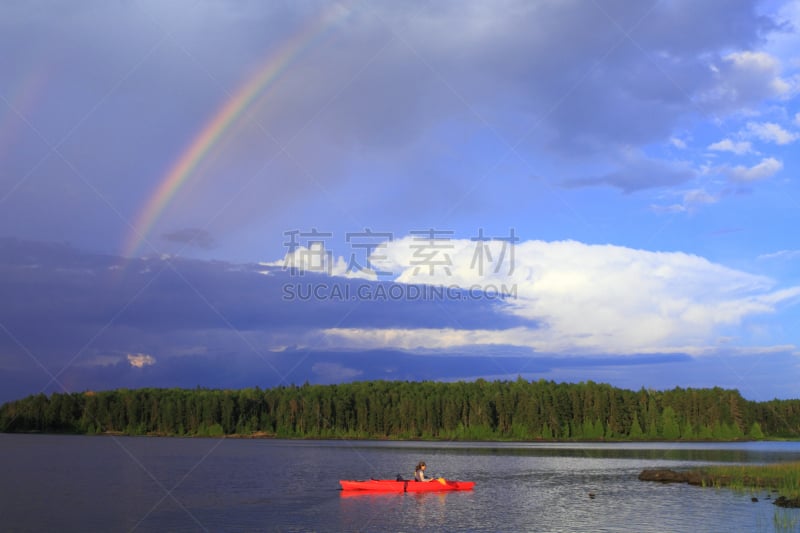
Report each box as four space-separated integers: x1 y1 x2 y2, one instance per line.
339 479 475 492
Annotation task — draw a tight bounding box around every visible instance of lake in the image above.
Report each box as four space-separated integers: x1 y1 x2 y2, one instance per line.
1 435 799 532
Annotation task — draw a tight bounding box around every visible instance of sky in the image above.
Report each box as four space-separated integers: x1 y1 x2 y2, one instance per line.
1 0 800 403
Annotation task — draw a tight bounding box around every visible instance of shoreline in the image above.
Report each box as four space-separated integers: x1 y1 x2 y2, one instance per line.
640 466 800 508
4 429 798 444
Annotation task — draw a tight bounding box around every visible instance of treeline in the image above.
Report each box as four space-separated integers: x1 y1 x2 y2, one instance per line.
2 379 800 440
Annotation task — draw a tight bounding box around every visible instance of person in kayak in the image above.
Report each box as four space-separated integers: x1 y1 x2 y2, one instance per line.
415 461 432 482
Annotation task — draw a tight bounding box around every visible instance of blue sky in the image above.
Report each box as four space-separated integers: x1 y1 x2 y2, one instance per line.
1 0 800 403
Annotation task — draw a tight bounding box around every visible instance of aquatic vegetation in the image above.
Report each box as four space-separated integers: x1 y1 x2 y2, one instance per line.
696 462 800 499
641 463 800 510
773 509 799 531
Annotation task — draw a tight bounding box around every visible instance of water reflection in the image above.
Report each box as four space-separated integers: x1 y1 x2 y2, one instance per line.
325 439 800 464
339 489 464 531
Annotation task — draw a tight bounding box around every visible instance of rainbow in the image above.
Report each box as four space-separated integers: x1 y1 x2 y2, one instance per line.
122 3 353 258
0 66 49 162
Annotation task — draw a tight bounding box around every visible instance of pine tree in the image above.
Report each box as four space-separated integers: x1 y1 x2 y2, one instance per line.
748 422 764 439
629 414 644 439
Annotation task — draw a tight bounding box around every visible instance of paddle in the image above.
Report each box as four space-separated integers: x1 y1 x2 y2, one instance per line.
421 472 447 484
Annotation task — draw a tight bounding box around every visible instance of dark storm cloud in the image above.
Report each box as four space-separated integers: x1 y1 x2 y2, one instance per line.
0 238 540 401
377 0 776 147
0 238 532 370
0 341 694 404
5 343 796 404
563 156 698 192
0 0 785 255
162 228 215 249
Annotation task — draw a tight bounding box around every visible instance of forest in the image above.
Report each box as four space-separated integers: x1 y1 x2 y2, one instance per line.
1 379 799 440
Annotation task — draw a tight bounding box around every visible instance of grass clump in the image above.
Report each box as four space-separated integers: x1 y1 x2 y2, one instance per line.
696 462 800 499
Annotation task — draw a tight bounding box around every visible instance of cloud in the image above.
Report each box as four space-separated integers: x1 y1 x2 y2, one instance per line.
260 245 361 278
758 249 800 261
161 228 215 249
670 137 687 149
78 355 124 368
5 345 796 403
651 188 719 214
724 157 783 182
0 238 529 373
708 139 753 154
5 236 800 371
332 237 800 356
683 189 719 207
700 51 792 110
0 0 791 257
1 238 799 402
564 154 697 193
127 353 156 368
746 121 799 144
311 362 363 382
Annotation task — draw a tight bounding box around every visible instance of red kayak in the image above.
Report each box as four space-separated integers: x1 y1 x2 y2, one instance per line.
339 479 475 492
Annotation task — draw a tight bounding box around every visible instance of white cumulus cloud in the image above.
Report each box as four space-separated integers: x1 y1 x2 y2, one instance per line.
127 353 156 368
708 138 752 154
702 51 792 110
650 188 719 214
746 121 799 145
725 157 783 182
670 137 687 149
276 238 800 357
259 245 371 279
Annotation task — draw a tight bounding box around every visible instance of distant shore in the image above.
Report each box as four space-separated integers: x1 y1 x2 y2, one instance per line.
7 428 797 444
3 381 799 441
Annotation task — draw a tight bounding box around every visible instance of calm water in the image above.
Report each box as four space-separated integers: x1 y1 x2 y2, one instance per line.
1 435 800 532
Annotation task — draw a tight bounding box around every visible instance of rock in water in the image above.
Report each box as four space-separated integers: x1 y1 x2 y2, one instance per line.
773 496 800 508
638 469 690 483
